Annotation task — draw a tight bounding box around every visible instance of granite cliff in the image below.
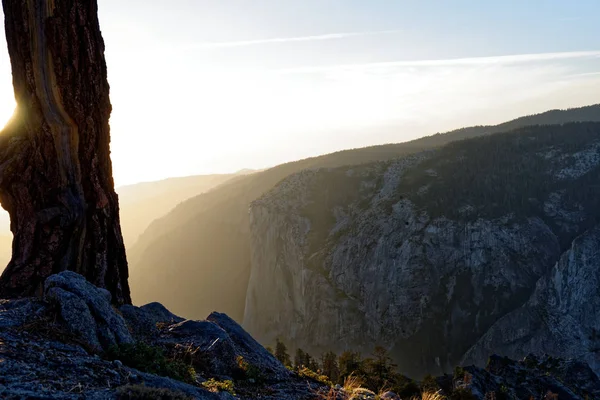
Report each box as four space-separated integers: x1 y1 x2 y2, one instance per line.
244 122 600 377
462 224 600 372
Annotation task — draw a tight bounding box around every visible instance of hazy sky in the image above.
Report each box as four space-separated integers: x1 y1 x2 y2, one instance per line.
0 1 599 185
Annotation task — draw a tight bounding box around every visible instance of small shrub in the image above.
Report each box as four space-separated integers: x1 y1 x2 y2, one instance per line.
298 366 333 386
170 343 210 375
202 378 235 395
237 355 264 382
115 384 191 400
105 342 196 384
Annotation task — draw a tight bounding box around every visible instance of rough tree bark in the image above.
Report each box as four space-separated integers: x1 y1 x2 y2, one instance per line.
0 0 130 304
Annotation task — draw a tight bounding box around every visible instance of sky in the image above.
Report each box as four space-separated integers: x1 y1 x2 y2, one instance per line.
0 1 599 185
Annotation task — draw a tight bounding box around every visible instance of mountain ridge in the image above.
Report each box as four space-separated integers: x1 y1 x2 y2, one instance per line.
129 104 600 325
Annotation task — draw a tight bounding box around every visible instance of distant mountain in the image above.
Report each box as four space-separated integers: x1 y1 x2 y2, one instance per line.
128 104 600 324
117 173 241 246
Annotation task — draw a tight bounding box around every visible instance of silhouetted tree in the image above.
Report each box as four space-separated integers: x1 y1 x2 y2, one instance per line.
294 348 307 369
339 351 365 382
308 355 320 373
0 0 130 304
321 351 340 383
365 346 397 390
275 338 291 366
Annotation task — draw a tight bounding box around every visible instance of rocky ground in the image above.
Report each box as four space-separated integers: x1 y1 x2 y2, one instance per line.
0 271 323 399
1 271 599 399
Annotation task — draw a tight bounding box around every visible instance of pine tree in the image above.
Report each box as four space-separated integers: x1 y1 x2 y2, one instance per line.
274 338 291 367
339 351 364 382
308 356 321 373
365 346 397 391
294 348 307 369
321 351 340 383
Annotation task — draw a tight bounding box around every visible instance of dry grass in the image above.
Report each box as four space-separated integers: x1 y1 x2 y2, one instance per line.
343 374 364 393
318 374 378 400
318 376 447 400
414 391 446 400
317 374 365 400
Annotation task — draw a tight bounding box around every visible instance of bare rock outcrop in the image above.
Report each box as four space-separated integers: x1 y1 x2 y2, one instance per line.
120 301 185 339
0 271 322 399
44 271 133 352
0 292 221 399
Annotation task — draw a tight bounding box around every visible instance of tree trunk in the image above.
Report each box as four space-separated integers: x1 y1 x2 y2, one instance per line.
0 0 130 305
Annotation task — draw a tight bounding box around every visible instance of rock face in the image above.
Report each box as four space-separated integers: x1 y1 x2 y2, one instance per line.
0 292 221 399
162 319 241 377
208 312 290 379
462 225 600 372
244 122 600 376
43 271 133 352
0 272 321 399
155 311 291 383
120 301 185 339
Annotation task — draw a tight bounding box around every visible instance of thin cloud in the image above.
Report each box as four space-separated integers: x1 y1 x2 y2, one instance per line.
179 29 402 50
568 71 600 78
276 50 600 74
